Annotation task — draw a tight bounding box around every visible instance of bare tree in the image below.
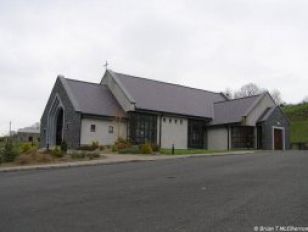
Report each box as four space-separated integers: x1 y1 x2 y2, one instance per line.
234 83 264 98
271 89 284 105
223 88 233 99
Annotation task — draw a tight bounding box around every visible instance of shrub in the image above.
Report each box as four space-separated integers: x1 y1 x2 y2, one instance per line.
1 140 19 162
118 145 140 154
140 143 153 154
15 151 53 165
114 137 131 151
117 142 130 150
79 145 94 151
85 151 100 160
51 147 63 158
21 143 32 153
112 145 117 152
151 144 160 152
60 141 68 153
70 152 86 159
15 154 32 165
99 145 105 151
105 145 111 149
34 153 53 163
91 141 99 150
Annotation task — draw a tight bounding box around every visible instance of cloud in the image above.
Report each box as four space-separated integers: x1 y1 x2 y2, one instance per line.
0 0 307 134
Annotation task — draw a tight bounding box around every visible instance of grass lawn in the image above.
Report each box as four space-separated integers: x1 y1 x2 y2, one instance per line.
160 149 224 155
290 121 308 143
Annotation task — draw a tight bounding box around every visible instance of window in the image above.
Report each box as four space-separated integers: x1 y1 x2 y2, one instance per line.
169 118 172 123
163 117 166 122
90 124 96 132
175 119 178 124
231 126 254 149
129 112 157 144
180 119 183 125
109 126 114 134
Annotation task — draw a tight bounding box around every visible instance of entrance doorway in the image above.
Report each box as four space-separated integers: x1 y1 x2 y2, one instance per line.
273 127 284 150
55 108 64 145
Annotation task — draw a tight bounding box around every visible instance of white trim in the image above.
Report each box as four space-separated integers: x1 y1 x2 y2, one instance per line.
272 126 285 150
46 94 65 147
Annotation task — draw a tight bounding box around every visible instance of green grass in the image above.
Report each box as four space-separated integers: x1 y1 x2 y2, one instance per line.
160 149 223 155
283 103 308 121
282 103 308 143
290 121 308 143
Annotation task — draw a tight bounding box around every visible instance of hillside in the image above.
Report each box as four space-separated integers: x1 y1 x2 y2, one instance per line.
283 103 308 143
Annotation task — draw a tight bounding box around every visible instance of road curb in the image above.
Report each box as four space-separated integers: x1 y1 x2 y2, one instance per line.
0 151 255 173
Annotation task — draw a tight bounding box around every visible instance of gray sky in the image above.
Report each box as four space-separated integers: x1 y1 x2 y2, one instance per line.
1 0 308 135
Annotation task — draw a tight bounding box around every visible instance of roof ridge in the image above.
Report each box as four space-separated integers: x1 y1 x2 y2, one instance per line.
110 70 222 96
65 77 101 86
214 93 263 104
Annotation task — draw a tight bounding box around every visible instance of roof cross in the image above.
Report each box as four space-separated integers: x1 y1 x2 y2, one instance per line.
104 60 109 70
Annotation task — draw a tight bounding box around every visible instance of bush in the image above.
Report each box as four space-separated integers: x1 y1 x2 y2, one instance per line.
99 145 105 151
151 144 160 152
112 145 117 152
15 152 53 165
1 141 19 162
51 147 63 158
105 145 111 149
35 153 53 163
21 143 32 153
85 151 100 160
78 142 100 151
60 141 68 153
79 145 95 151
15 154 32 165
114 137 131 151
118 145 140 154
140 143 153 154
91 141 99 150
70 152 86 159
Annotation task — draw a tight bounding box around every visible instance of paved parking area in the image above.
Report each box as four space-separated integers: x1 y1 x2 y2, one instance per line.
0 151 307 232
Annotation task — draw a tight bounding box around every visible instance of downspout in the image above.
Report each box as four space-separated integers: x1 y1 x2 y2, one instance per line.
159 114 162 148
227 125 230 151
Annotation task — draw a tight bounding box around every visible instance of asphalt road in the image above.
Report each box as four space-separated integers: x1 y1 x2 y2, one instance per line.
0 151 307 232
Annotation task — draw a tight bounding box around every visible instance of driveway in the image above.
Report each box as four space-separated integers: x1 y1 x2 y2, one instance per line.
0 151 307 232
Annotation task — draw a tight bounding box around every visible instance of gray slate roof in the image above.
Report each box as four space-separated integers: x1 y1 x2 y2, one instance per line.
109 70 226 118
61 78 125 117
210 94 263 125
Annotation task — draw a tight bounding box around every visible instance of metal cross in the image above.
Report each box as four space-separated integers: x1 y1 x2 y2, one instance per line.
104 60 109 70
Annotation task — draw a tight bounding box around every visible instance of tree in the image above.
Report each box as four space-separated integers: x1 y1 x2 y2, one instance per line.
234 83 265 98
271 89 284 105
303 96 308 103
223 88 233 99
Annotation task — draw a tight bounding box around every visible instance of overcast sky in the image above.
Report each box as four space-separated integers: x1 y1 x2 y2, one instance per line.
1 0 308 135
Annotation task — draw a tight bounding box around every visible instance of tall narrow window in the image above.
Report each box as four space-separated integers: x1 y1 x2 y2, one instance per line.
129 112 157 144
90 124 96 132
109 126 114 134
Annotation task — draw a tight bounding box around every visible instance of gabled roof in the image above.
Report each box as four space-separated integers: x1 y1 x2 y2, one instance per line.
60 77 125 117
257 106 276 122
210 94 264 125
108 70 226 118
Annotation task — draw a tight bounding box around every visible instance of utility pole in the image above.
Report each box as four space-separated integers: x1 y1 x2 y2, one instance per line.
9 121 11 137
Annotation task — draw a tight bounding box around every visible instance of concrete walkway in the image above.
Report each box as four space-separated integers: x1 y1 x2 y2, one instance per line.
0 151 255 173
